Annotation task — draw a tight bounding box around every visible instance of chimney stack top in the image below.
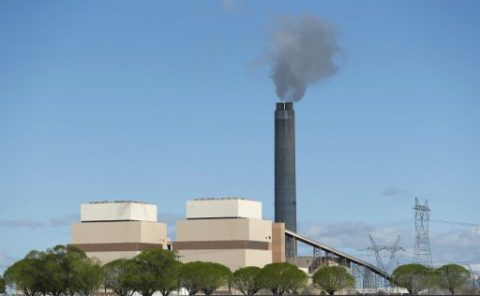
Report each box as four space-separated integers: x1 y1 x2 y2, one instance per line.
276 102 294 111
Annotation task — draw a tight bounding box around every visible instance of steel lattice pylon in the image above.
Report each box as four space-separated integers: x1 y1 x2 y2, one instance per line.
413 197 433 266
367 234 404 275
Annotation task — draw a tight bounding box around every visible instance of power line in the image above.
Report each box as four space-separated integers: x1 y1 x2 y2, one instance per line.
431 219 479 227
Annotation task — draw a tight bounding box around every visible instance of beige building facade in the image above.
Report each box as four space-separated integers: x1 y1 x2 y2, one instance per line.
70 201 169 264
174 198 285 270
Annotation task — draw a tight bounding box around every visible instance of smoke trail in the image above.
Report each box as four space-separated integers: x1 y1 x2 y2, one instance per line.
269 16 340 102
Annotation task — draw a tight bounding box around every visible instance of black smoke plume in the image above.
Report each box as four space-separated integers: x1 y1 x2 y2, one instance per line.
269 16 340 102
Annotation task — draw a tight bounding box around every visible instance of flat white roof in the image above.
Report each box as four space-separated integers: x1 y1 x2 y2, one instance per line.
187 198 262 220
88 200 153 205
193 197 255 201
81 200 157 222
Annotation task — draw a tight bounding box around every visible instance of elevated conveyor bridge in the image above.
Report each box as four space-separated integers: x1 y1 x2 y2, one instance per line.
285 229 392 288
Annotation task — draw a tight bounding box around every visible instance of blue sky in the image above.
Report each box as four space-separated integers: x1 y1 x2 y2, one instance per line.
1 0 479 272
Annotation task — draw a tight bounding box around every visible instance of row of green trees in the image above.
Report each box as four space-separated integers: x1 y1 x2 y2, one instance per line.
3 245 103 296
105 256 354 296
3 245 357 296
231 263 355 295
5 245 476 295
392 263 472 295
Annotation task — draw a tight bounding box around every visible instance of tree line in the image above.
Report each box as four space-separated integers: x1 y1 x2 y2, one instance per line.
2 245 358 296
3 244 474 295
392 263 474 295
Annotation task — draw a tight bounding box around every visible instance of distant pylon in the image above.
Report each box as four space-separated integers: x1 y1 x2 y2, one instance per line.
367 235 404 274
413 197 433 266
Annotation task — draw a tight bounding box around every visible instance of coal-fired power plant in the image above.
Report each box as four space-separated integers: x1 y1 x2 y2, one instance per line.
274 102 297 232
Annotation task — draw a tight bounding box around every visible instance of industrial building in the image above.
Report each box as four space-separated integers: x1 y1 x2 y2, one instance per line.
70 198 284 269
70 201 170 264
174 198 285 270
67 102 392 289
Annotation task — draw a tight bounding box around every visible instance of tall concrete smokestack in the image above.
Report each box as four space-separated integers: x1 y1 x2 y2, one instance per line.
275 102 296 232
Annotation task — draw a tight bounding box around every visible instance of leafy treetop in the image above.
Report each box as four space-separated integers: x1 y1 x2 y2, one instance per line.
259 262 307 296
312 265 355 295
232 266 262 296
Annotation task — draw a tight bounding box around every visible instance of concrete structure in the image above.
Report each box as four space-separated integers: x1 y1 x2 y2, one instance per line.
70 201 169 264
80 201 157 222
187 198 262 220
275 102 297 232
174 198 285 270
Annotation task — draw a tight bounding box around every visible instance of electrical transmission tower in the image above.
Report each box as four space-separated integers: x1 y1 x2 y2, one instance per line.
367 235 404 274
413 197 433 266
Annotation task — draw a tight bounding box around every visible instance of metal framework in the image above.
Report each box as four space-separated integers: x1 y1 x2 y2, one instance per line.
284 229 391 290
285 234 296 258
367 234 404 274
413 197 433 266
